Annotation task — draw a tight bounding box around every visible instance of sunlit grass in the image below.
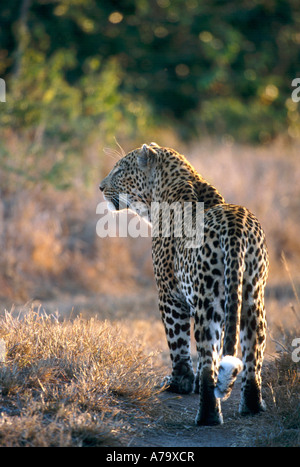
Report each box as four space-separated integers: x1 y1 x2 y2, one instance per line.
0 307 163 446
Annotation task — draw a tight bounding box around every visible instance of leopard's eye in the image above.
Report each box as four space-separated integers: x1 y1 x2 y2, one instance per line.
114 168 123 177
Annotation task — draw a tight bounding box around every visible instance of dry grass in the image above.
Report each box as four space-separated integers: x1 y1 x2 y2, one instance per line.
256 342 300 446
0 307 164 446
252 269 300 448
257 250 300 447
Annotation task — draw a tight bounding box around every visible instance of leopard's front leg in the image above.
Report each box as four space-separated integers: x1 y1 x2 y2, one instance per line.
159 290 194 394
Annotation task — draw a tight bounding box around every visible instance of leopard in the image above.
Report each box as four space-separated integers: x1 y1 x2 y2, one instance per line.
99 142 269 425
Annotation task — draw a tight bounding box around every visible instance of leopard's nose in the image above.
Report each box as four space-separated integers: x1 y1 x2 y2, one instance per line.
99 176 109 192
99 179 107 192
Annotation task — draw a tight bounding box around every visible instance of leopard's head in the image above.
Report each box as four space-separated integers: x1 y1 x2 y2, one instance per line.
99 143 160 218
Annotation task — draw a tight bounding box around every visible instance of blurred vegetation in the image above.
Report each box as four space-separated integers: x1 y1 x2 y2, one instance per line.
0 0 300 187
1 0 300 142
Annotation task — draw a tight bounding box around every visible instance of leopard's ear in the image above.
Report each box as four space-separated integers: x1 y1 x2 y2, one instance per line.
137 144 157 170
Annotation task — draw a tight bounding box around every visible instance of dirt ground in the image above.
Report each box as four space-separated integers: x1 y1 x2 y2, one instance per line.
129 380 259 447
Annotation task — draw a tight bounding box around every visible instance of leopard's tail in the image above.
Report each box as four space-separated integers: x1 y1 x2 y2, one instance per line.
214 356 243 400
214 235 245 400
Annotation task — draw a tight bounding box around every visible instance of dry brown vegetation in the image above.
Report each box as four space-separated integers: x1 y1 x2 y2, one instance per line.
0 304 298 447
0 137 299 446
259 349 300 446
0 307 165 446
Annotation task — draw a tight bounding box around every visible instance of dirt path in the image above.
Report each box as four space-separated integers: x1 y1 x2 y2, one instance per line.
129 376 262 447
